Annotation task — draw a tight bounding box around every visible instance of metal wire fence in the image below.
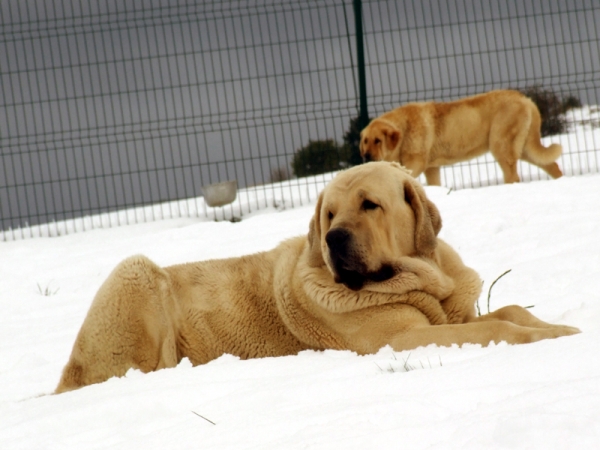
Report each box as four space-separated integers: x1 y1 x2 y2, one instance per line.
1 0 599 240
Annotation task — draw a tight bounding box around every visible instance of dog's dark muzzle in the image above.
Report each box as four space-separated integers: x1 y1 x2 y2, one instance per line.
325 228 353 262
325 228 394 291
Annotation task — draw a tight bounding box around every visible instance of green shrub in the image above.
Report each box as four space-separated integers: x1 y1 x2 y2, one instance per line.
291 139 348 178
342 115 372 166
520 85 582 137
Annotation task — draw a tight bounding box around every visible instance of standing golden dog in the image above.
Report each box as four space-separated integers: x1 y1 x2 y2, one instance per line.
56 162 578 393
360 90 564 185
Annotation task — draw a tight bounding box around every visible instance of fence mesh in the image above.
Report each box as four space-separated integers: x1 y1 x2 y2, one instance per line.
1 0 599 240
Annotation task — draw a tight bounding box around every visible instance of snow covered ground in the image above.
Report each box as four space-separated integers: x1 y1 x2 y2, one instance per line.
2 113 600 448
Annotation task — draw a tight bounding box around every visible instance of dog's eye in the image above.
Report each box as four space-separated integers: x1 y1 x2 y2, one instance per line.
328 211 334 221
362 199 379 211
374 138 381 145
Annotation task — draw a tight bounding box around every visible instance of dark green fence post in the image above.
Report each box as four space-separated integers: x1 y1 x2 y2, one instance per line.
353 0 369 130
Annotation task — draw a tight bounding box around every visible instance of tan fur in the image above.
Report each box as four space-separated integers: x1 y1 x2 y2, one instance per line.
359 90 564 185
55 162 579 393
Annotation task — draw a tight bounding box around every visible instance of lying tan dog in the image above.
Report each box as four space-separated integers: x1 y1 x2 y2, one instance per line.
360 90 564 185
56 162 579 393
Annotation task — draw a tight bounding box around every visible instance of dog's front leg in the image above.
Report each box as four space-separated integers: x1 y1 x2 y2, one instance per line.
424 167 441 186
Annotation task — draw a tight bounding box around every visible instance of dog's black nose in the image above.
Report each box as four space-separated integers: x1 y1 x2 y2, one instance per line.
326 228 351 253
362 153 372 163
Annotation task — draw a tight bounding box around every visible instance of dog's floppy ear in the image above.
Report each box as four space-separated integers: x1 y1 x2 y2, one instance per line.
403 179 442 257
382 126 400 150
307 192 325 267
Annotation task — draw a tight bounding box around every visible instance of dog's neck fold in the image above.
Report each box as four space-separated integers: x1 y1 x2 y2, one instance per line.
362 256 454 299
295 251 453 322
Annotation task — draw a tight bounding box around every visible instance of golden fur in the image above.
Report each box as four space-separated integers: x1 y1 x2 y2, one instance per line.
55 162 579 393
360 90 564 185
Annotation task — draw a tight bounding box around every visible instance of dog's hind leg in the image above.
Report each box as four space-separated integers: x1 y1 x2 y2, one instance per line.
521 154 563 179
538 161 563 179
55 256 180 393
522 102 563 175
491 154 520 183
489 103 531 184
490 134 524 183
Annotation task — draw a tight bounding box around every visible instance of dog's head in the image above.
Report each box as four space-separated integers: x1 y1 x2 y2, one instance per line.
359 119 401 163
307 161 442 291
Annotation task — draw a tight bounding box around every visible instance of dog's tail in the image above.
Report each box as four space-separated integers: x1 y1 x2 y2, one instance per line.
522 99 563 165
